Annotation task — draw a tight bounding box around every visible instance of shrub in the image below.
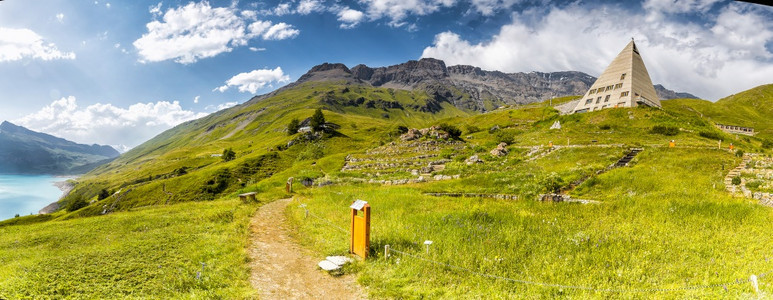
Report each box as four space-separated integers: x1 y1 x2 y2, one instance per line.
465 125 481 134
66 195 89 212
599 124 611 130
762 140 773 149
97 189 110 200
732 176 741 185
395 125 409 135
699 131 723 140
14 214 19 218
287 118 300 135
746 180 763 190
650 125 679 136
438 123 462 139
310 108 325 131
201 168 232 196
495 130 515 145
174 167 188 176
735 149 744 157
297 143 325 161
222 148 236 162
541 172 565 194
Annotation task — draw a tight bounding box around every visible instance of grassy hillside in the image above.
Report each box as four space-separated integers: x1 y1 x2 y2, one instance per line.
663 84 773 140
2 80 773 298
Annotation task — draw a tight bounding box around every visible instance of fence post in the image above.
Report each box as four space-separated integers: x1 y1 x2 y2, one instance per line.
385 244 390 258
751 274 759 295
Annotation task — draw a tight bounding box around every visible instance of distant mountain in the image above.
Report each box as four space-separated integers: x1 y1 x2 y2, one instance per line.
0 121 119 175
293 58 697 112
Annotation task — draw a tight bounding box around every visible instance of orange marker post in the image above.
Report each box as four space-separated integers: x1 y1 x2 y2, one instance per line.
350 200 371 259
669 140 675 148
730 143 734 150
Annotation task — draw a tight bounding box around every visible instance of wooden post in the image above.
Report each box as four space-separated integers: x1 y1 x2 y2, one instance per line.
384 244 390 258
286 177 294 193
349 200 371 259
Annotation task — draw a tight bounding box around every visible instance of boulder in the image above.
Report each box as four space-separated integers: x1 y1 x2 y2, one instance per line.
400 128 423 141
490 142 509 157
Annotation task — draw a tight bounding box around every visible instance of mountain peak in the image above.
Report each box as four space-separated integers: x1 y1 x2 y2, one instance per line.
296 63 354 83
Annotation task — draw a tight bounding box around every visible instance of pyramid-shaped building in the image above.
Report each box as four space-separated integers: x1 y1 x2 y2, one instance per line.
571 39 660 114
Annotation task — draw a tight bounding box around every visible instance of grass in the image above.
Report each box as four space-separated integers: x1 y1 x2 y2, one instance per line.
0 199 257 299
287 148 773 298
3 79 773 298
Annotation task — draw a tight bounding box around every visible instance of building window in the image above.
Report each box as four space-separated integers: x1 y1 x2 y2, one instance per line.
596 96 602 103
614 83 623 89
589 89 596 95
618 102 626 106
606 85 613 91
620 73 626 80
585 99 593 105
597 88 604 93
604 95 610 102
620 91 629 97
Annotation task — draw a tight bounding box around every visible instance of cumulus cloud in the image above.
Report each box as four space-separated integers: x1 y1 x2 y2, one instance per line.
421 2 773 100
56 13 65 23
261 3 293 16
205 102 239 111
14 96 208 149
133 1 299 64
215 67 290 94
194 95 200 103
0 28 76 62
338 8 365 29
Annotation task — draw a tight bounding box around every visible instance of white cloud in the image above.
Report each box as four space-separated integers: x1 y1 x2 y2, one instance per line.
261 3 292 16
643 0 722 15
14 96 208 149
337 8 365 29
106 2 111 8
134 1 298 64
421 3 773 100
0 28 76 62
297 0 325 15
56 13 65 23
262 23 300 40
249 47 266 52
215 67 290 94
359 0 456 26
194 95 200 103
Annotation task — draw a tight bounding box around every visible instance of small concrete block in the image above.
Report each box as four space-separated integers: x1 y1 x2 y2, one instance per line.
318 260 341 271
326 256 353 266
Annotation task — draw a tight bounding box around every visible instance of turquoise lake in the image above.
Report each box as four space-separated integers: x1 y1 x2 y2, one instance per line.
0 175 69 221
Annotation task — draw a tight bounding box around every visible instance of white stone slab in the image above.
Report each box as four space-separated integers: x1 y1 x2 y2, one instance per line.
326 256 353 266
318 260 341 271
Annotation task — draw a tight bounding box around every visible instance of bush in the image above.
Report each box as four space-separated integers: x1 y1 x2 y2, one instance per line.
438 123 461 139
395 125 409 135
746 180 763 190
732 176 741 185
599 124 611 130
66 195 89 212
222 148 236 162
310 108 325 131
699 131 723 140
287 118 300 135
465 125 481 134
541 172 565 194
97 189 110 201
201 168 232 196
495 130 516 145
650 125 679 136
297 143 325 161
762 140 773 149
735 149 744 157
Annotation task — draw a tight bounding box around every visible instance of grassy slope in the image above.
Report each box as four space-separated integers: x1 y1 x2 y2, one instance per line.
2 80 772 298
663 84 773 140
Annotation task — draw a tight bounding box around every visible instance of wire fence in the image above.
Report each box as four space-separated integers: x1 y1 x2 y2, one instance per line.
297 201 768 294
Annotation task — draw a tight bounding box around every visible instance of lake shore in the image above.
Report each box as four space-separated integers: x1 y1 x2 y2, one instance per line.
39 179 76 214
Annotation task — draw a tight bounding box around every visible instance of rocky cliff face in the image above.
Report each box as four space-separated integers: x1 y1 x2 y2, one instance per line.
295 58 697 112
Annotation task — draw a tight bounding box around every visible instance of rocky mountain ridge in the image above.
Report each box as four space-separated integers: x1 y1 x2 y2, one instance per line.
294 58 698 112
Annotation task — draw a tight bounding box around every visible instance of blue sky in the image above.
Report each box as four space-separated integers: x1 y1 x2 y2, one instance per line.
1 0 772 150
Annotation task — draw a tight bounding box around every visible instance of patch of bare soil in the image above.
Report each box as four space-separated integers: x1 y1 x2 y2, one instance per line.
249 198 366 299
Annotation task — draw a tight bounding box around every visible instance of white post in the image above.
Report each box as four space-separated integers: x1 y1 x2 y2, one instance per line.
385 244 390 258
751 274 760 295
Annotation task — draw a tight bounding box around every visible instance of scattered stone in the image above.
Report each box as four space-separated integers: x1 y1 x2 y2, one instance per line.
400 128 423 141
466 154 483 165
490 142 509 157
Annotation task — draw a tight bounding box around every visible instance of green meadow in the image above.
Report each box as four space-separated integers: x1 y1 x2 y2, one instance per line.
2 83 773 298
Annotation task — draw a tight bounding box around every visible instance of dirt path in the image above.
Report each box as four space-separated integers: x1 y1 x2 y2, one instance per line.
249 198 366 299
